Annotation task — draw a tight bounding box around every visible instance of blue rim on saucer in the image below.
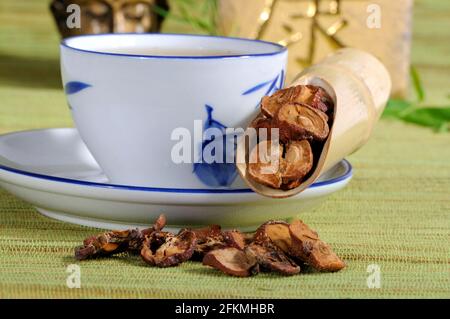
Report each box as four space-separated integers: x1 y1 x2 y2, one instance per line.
61 33 288 60
0 160 352 194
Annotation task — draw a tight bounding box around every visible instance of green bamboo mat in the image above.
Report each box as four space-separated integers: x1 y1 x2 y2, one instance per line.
0 0 449 299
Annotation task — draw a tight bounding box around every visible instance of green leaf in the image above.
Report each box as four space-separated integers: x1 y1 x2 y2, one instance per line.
382 96 450 132
382 99 413 118
177 1 218 35
154 0 219 35
399 107 450 131
410 66 425 102
153 4 170 18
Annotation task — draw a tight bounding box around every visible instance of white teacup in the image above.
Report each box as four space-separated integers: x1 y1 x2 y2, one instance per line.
61 33 287 188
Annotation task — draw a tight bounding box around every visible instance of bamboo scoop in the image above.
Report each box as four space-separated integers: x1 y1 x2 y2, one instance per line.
236 48 391 198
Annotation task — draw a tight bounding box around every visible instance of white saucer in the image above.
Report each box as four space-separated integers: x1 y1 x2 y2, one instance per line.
0 128 352 230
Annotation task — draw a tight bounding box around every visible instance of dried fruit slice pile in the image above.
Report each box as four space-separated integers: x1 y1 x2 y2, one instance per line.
75 215 345 277
248 85 334 190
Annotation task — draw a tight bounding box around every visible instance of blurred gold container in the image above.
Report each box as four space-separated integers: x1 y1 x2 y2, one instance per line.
217 0 412 98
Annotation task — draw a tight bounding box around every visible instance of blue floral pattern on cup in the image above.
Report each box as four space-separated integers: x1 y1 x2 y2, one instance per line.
242 69 285 108
193 105 238 187
64 82 91 110
64 81 91 95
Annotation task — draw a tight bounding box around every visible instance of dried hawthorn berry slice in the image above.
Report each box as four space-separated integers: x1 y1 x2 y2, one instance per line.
192 225 222 242
245 241 300 275
74 214 167 260
142 214 167 236
203 247 259 277
261 88 291 118
191 225 225 257
281 178 303 190
141 229 196 267
275 103 330 142
261 85 333 118
254 221 292 253
247 140 284 188
247 139 313 190
289 220 345 272
249 115 277 141
281 140 313 184
250 114 274 132
75 228 143 260
300 85 333 114
223 230 247 250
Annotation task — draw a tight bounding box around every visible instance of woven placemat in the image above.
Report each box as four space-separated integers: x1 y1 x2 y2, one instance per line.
0 0 449 298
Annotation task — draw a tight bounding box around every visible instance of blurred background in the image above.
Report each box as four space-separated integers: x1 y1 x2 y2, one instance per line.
0 0 449 136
